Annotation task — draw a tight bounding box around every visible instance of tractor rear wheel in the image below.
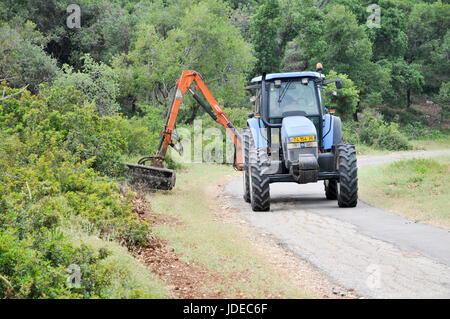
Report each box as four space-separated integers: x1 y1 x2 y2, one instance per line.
336 143 358 207
242 128 251 203
249 148 270 211
324 180 338 200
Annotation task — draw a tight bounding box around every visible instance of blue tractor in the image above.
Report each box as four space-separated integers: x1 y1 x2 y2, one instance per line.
242 65 358 211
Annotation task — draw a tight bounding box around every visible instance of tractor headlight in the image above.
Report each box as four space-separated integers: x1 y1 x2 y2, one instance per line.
287 141 318 149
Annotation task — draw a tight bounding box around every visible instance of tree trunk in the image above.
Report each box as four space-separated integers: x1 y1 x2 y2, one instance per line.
406 89 411 108
353 101 360 122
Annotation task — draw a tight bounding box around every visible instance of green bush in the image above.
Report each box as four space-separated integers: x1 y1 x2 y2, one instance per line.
342 120 360 145
0 84 161 176
0 22 58 93
378 106 426 126
400 121 443 140
0 84 164 298
0 137 151 298
434 81 450 121
52 55 120 116
358 112 411 150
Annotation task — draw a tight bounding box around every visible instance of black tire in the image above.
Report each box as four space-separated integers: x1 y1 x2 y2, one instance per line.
249 148 270 211
324 180 338 200
336 143 358 207
242 128 251 203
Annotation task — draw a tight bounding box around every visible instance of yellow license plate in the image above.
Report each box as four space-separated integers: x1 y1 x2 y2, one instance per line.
292 135 315 142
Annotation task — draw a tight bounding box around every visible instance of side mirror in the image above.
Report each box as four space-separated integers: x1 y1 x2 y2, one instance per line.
323 78 343 89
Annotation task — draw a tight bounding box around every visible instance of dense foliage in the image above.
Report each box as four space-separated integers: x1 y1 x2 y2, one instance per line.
1 0 448 121
0 0 448 298
0 84 166 298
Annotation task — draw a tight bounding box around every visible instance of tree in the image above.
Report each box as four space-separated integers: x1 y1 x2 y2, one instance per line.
378 59 424 108
434 81 450 122
250 0 281 74
320 5 390 114
114 0 255 119
132 0 192 38
0 22 58 93
321 5 372 88
231 3 256 41
53 55 120 116
1 0 136 67
281 40 308 71
282 0 326 71
407 1 450 93
325 70 360 121
366 0 409 59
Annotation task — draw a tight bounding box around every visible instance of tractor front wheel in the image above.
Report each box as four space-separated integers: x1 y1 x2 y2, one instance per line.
324 180 338 200
336 143 358 207
249 148 270 211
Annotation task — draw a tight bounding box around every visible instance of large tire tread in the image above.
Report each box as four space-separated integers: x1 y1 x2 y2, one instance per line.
337 143 358 207
249 148 270 211
324 180 338 200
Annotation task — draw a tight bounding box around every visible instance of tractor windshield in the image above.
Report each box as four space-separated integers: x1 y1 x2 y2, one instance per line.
268 79 319 118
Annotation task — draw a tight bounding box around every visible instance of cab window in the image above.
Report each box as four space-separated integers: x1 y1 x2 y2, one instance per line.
268 79 319 118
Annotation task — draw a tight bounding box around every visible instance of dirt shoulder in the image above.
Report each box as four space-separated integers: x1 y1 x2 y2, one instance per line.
130 192 233 298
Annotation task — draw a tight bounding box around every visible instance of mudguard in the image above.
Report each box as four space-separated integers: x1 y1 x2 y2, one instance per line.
322 114 342 150
247 118 268 148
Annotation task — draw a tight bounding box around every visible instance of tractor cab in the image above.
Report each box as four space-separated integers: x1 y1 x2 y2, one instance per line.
248 70 342 151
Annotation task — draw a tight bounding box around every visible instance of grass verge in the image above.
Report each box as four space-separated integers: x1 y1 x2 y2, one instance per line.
409 137 450 151
354 137 449 156
149 164 311 298
62 220 168 298
359 154 450 229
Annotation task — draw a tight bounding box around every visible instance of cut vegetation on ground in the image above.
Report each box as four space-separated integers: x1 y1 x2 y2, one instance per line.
359 154 450 229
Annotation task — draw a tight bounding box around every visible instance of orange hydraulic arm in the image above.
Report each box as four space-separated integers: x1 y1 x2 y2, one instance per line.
152 71 243 170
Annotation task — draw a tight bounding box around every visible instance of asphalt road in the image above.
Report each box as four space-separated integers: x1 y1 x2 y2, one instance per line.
223 150 450 298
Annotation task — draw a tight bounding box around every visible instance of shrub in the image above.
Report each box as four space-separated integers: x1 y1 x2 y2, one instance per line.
342 120 360 145
52 55 120 116
434 81 450 121
0 137 151 298
0 22 58 93
0 84 159 176
0 84 165 298
358 112 411 150
400 121 443 140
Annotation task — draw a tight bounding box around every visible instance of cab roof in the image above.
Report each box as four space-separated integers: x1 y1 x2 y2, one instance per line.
251 71 325 83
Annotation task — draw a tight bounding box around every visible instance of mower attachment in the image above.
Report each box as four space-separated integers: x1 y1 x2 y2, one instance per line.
126 162 176 190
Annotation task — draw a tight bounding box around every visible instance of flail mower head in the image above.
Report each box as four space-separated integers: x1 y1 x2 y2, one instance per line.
126 157 176 190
